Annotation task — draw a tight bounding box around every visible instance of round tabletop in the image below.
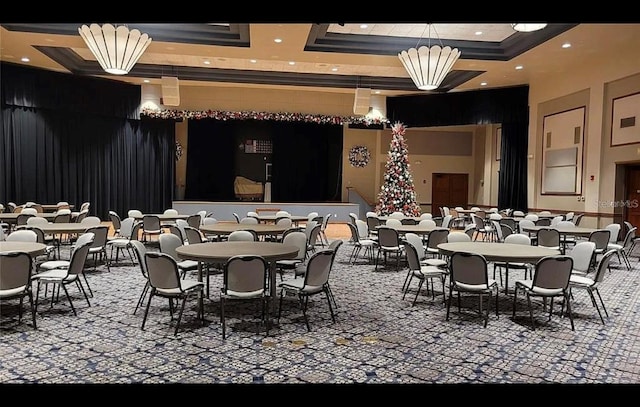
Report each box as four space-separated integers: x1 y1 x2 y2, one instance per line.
131 214 190 221
200 223 290 236
377 215 424 222
520 225 598 237
36 223 91 234
0 241 48 256
176 241 299 263
0 213 56 222
378 224 448 235
438 242 560 263
256 215 309 223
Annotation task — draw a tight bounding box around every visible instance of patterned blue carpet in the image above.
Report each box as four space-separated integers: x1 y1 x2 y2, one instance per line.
2 238 640 385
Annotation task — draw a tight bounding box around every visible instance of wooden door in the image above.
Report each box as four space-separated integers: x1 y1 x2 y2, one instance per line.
431 173 469 216
625 166 640 229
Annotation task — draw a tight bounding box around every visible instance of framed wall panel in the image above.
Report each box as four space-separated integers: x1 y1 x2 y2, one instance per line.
611 92 640 146
541 107 585 195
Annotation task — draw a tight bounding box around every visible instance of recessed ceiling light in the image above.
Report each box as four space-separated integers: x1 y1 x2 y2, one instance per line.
360 24 368 29
515 65 524 70
250 59 257 63
331 67 338 72
21 57 30 62
288 61 295 65
143 79 150 83
203 60 211 65
480 82 487 86
374 90 381 94
274 38 282 43
562 42 572 48
475 31 483 36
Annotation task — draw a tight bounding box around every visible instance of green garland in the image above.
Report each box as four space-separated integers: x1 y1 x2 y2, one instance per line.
141 107 389 126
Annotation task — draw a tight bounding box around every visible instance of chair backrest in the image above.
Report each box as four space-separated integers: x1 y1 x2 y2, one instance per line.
622 226 637 249
27 216 48 226
21 207 38 215
488 213 502 221
239 216 259 224
228 230 257 242
7 202 17 213
377 226 400 249
419 213 433 220
419 219 437 228
85 225 109 247
385 218 402 227
404 232 425 258
536 228 561 248
592 249 617 284
531 256 573 291
128 209 143 218
202 217 218 226
197 210 208 224
302 249 334 288
16 213 34 226
604 223 621 243
500 218 517 231
556 220 575 228
524 214 539 221
491 220 504 241
81 216 101 226
145 252 182 291
118 217 135 239
53 212 72 223
130 221 143 241
166 224 185 242
184 226 204 245
441 215 453 229
143 215 162 231
307 223 323 248
321 213 332 230
348 222 361 243
328 239 343 253
163 209 178 216
569 241 596 274
129 239 148 278
535 218 551 226
159 233 183 260
564 212 574 221
0 251 32 291
6 229 37 242
277 210 292 218
16 226 46 244
75 209 89 223
404 240 422 272
472 214 485 230
400 218 417 225
366 216 381 232
223 255 269 295
348 213 358 225
80 202 91 212
624 221 635 235
572 213 584 226
282 231 308 261
186 214 201 229
518 219 535 233
512 210 525 217
504 233 531 246
449 252 489 287
389 211 405 219
67 233 94 276
426 228 449 250
109 211 122 231
355 219 369 240
589 229 611 251
305 212 318 221
500 224 514 239
551 216 564 226
232 212 240 223
464 224 476 239
447 231 471 242
276 217 293 228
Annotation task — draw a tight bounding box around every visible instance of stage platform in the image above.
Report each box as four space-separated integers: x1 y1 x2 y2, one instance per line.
172 201 359 223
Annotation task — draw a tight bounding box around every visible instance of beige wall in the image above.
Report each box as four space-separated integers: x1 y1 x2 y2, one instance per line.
168 33 640 221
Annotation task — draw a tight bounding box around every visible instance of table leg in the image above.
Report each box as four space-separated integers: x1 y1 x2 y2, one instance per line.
504 263 509 295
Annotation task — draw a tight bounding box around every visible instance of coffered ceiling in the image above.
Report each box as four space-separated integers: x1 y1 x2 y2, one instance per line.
2 23 640 96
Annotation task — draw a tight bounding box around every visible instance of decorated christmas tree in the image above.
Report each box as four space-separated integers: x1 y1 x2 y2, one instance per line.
375 122 421 216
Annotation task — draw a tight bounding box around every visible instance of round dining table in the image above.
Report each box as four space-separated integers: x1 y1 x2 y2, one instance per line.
200 223 290 239
438 241 561 294
519 225 598 238
0 241 47 256
175 241 299 300
255 214 308 226
0 212 56 224
379 224 448 236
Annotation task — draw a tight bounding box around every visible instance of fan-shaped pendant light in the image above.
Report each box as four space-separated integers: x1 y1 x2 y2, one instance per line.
398 24 461 91
78 23 152 75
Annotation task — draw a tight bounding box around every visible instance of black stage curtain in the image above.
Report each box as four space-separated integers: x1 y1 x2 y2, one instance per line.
387 86 529 211
1 62 175 219
185 119 237 201
271 121 343 202
185 119 343 202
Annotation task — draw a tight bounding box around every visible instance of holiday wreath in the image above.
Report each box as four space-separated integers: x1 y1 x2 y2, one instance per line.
349 145 370 168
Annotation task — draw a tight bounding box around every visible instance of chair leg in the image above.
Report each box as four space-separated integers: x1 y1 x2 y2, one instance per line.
174 296 188 335
412 279 424 306
141 290 154 330
134 282 150 315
